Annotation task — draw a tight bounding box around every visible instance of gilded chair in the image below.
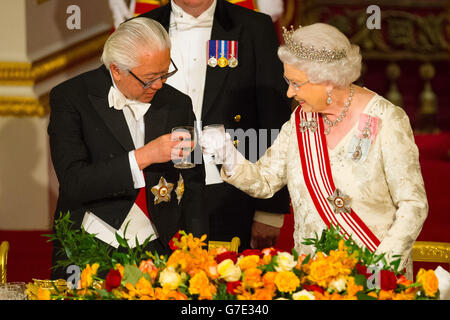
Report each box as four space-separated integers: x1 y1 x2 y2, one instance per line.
412 241 450 269
208 237 241 253
0 241 9 284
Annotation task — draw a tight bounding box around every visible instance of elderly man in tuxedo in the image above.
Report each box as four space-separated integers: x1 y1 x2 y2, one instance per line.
48 17 204 279
141 0 291 250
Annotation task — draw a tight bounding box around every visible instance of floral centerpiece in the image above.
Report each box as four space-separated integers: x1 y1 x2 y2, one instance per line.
39 213 440 300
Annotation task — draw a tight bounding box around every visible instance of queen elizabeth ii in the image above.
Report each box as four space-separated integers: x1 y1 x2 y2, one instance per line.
200 23 428 279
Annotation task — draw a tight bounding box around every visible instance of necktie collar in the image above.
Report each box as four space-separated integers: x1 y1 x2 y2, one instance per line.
108 86 151 121
171 0 215 31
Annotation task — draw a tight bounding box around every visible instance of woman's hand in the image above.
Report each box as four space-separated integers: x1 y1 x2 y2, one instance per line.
200 127 245 174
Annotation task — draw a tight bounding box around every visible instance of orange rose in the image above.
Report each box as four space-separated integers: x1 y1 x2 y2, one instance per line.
262 271 277 287
253 288 275 300
274 271 300 293
417 269 439 297
243 267 263 289
237 255 260 270
188 270 216 300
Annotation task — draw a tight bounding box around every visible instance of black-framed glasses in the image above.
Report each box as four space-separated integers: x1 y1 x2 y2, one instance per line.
283 75 309 91
128 58 178 89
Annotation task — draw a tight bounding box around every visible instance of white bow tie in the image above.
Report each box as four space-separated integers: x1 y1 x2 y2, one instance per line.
108 86 150 121
172 12 213 31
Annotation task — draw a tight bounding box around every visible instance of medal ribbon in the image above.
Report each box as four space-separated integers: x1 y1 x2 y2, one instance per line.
228 41 234 59
294 108 381 252
220 40 227 58
208 40 217 60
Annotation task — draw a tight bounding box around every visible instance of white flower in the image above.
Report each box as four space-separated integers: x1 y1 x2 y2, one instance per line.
328 277 347 293
217 259 242 282
275 252 297 272
159 266 182 290
292 290 316 300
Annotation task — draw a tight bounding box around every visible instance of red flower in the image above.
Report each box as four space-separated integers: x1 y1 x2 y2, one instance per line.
169 231 181 250
355 264 371 279
105 268 122 292
216 251 238 264
226 281 241 295
261 247 280 257
303 284 325 294
380 270 398 291
240 249 262 258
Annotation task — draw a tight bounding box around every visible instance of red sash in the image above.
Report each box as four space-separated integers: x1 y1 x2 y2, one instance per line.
294 108 381 252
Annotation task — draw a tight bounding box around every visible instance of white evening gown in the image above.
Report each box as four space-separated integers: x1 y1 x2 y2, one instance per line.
222 94 428 280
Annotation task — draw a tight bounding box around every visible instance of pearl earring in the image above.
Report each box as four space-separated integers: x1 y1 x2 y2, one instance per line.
326 89 332 105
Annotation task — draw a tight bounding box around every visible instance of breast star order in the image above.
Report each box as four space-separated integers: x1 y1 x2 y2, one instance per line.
327 188 351 214
151 177 174 205
175 173 184 205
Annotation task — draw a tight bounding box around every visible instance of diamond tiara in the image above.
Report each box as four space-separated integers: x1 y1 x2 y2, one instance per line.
282 25 347 63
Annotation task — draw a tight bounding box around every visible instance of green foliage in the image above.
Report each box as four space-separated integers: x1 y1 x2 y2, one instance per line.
356 291 378 300
301 224 403 274
44 212 154 273
121 265 144 286
213 282 237 300
257 255 278 273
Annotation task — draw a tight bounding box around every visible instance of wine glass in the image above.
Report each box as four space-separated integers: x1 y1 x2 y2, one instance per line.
171 126 196 169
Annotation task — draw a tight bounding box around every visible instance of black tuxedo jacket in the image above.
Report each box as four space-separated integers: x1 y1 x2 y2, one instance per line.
141 0 291 248
48 65 205 253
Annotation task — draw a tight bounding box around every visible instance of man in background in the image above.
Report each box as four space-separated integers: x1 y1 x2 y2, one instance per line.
141 0 291 250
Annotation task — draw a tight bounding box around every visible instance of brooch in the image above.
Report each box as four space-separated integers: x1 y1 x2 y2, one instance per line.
299 117 318 133
327 188 351 214
347 114 379 162
175 173 184 205
151 177 174 205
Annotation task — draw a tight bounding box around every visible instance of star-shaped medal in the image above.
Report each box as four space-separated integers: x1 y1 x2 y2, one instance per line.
327 188 351 214
151 177 174 205
175 173 184 205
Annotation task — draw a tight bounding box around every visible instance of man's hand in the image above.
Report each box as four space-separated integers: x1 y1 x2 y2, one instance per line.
134 132 193 170
250 221 281 249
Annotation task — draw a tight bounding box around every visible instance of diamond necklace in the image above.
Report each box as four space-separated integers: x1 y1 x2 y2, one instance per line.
323 84 354 135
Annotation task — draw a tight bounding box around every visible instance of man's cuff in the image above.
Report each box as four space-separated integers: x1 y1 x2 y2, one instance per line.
253 210 285 228
128 151 145 189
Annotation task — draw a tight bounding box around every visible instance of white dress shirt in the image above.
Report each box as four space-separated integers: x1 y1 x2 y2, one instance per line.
166 0 216 121
166 0 224 185
109 73 149 189
164 0 284 228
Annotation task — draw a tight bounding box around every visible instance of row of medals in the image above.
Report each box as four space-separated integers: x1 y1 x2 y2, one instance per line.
208 55 238 68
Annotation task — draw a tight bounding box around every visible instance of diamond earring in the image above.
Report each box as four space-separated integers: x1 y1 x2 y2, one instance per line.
326 89 332 105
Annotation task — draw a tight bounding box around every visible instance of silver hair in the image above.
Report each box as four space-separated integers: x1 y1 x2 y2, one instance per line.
278 23 362 87
101 17 171 71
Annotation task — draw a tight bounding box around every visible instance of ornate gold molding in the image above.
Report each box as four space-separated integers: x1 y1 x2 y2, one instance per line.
412 241 450 265
0 31 109 85
208 237 241 253
0 31 109 117
0 94 50 117
0 241 9 284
